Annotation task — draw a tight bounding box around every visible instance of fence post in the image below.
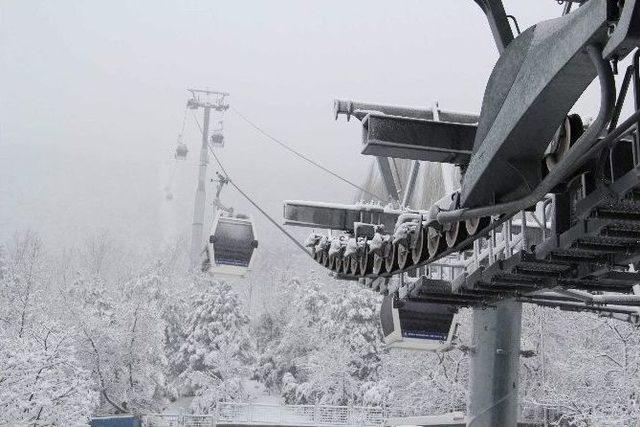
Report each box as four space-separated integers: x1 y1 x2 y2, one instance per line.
213 403 219 427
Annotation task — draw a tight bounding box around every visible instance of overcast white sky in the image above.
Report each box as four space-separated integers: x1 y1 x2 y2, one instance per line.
1 1 606 258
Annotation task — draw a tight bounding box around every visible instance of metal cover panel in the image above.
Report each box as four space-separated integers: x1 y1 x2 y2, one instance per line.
461 0 609 207
362 114 475 164
283 200 400 231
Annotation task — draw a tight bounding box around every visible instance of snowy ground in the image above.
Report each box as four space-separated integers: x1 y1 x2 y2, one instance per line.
243 379 282 405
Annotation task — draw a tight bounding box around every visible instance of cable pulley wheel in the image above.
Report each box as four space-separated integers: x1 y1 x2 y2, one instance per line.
545 114 584 171
465 216 491 236
384 241 399 273
427 227 446 259
411 225 429 264
333 256 342 273
372 251 385 276
350 255 360 276
359 245 374 275
325 253 332 269
342 256 351 275
445 221 469 249
397 242 412 270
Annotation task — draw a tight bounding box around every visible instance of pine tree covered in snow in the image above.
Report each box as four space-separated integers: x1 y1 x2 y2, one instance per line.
254 278 385 406
170 279 254 413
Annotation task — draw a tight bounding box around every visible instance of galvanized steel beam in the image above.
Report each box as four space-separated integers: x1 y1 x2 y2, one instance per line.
334 99 479 124
472 0 514 54
283 200 400 231
462 0 611 208
376 157 401 201
361 114 476 164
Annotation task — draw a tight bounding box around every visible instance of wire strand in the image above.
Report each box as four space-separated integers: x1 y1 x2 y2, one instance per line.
230 106 387 201
506 15 521 35
192 113 312 257
207 144 311 256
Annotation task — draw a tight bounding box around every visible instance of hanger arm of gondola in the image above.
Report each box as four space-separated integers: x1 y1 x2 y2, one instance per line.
211 172 233 214
207 144 311 257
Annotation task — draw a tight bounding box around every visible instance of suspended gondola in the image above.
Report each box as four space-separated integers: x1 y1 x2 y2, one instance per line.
174 142 188 160
203 211 258 277
210 121 225 146
380 294 457 352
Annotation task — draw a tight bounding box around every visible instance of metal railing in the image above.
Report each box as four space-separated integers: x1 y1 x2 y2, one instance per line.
144 403 385 426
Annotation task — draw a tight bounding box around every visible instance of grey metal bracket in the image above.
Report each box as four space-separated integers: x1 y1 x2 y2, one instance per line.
472 0 514 54
283 200 401 231
376 157 401 202
361 113 476 164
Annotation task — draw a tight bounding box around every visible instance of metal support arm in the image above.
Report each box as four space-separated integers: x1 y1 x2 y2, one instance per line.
283 200 401 231
472 0 514 54
438 44 615 224
361 113 476 165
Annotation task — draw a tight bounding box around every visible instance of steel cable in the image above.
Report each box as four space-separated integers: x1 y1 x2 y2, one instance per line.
192 113 312 256
207 145 310 256
230 106 387 201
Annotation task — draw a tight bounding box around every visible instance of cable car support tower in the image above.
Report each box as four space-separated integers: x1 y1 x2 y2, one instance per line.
185 89 229 267
282 1 640 425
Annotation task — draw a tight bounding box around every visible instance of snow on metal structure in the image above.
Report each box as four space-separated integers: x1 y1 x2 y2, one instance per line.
282 1 640 425
186 89 230 267
176 89 259 276
284 2 640 320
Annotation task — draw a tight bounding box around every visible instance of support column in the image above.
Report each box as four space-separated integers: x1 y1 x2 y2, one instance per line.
376 157 400 202
467 299 522 427
190 106 211 267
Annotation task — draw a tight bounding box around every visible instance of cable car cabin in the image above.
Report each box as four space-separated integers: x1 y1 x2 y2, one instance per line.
210 132 224 146
175 143 188 160
380 295 457 352
203 212 258 277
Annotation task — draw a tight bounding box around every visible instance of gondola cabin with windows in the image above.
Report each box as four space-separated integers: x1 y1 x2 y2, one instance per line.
380 294 458 352
203 211 258 277
174 142 188 160
210 131 224 146
210 121 225 146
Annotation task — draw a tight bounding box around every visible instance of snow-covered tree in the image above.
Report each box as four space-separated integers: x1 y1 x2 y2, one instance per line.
319 286 384 382
0 328 98 426
284 340 364 405
520 305 640 425
71 270 168 415
254 277 386 406
375 348 467 416
0 232 99 425
253 277 327 394
170 279 254 413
